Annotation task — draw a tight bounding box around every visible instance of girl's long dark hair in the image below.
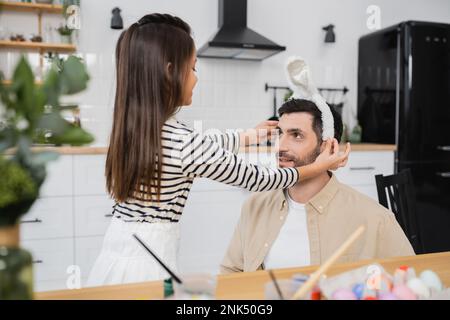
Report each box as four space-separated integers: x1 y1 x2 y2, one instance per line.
106 13 194 202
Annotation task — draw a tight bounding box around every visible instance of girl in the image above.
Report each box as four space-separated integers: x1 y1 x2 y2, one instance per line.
87 13 350 286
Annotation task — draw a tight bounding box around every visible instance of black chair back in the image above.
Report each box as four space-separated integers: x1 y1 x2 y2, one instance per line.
375 169 424 254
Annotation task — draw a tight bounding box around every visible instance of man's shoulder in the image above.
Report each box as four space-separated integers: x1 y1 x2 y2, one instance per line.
335 180 394 220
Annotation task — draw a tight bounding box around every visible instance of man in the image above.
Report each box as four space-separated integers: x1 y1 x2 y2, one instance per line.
221 99 414 274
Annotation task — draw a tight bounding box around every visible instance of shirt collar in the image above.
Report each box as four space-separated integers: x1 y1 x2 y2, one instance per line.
166 117 180 126
308 173 340 214
275 173 340 214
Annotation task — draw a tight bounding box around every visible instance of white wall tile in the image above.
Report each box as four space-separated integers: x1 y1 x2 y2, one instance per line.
2 0 449 142
0 0 450 140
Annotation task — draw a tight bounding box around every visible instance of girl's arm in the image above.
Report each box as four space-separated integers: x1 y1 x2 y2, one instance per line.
179 132 350 192
207 131 240 154
238 120 279 149
207 120 278 155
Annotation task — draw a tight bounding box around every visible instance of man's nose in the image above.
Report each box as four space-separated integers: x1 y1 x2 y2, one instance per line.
277 134 289 152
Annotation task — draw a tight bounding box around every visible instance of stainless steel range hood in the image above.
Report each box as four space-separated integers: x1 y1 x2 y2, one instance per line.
197 0 286 61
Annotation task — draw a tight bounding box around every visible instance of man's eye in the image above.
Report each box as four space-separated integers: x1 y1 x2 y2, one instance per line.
294 133 303 139
192 67 197 72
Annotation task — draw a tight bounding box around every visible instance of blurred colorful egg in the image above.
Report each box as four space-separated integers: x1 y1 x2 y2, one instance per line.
407 278 430 298
420 270 443 291
379 292 398 300
406 267 417 281
311 286 321 300
378 274 394 293
332 288 357 300
352 283 365 300
392 284 417 300
393 268 407 286
362 287 377 299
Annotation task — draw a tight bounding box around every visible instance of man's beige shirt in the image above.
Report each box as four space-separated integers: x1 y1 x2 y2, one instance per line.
221 174 415 273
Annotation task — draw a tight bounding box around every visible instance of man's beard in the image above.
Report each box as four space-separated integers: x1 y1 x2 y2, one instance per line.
278 145 321 167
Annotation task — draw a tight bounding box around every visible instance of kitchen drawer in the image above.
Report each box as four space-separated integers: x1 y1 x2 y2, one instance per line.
334 151 394 186
21 238 74 292
74 195 115 237
74 236 104 285
20 197 74 240
73 155 108 196
179 190 246 274
39 155 73 197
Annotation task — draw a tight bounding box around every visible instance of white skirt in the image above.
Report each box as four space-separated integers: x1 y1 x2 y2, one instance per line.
86 217 180 287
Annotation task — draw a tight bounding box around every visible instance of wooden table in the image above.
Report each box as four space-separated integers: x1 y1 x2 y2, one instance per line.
36 252 450 300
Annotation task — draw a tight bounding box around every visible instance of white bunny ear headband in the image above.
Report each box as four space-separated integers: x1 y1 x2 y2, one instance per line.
284 56 335 141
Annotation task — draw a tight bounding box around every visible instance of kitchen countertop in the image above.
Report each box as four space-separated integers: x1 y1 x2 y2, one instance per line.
4 144 396 155
35 251 450 300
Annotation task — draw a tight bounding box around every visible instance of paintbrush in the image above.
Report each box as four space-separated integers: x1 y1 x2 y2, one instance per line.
291 225 366 300
133 233 183 284
268 269 285 300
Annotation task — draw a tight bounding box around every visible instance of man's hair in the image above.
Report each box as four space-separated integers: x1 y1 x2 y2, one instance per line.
278 99 343 143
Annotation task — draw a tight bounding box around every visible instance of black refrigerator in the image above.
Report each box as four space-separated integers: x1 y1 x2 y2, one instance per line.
358 21 450 253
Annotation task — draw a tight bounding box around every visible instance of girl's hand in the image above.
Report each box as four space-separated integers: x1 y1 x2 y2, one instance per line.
297 140 351 181
315 139 351 171
240 120 279 146
254 120 279 138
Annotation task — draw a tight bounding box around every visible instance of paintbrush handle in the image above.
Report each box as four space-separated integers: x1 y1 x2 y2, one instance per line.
132 233 183 284
291 225 366 300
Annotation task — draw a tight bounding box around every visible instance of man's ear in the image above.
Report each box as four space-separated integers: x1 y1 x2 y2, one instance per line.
319 140 326 152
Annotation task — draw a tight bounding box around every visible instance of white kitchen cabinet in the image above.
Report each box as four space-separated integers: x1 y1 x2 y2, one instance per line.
39 155 73 197
74 235 105 286
334 151 394 186
24 154 111 291
73 155 108 196
21 238 74 292
74 195 115 237
334 151 394 201
178 189 247 275
20 197 73 240
351 184 379 200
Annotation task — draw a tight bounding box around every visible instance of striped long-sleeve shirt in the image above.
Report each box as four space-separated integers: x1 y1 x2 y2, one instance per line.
112 118 299 223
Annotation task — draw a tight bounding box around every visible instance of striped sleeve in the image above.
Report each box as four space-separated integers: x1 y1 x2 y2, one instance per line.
180 132 299 192
207 131 240 154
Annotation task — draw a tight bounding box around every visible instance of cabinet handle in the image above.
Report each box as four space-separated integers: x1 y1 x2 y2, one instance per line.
20 218 43 224
349 166 375 171
437 146 450 151
436 172 450 178
104 214 114 218
33 260 43 264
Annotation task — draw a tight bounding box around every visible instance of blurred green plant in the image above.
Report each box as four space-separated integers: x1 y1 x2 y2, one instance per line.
57 25 74 36
284 89 294 102
0 157 37 226
0 55 94 226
